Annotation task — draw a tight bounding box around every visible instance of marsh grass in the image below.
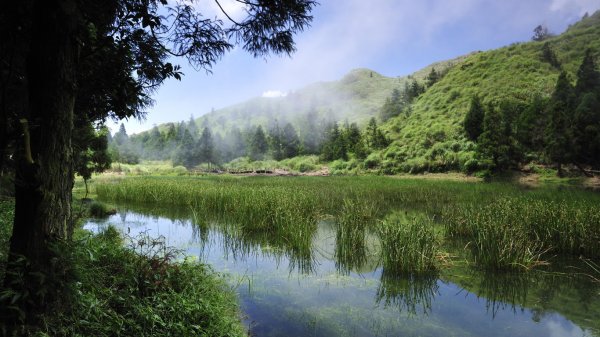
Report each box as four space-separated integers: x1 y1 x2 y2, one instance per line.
444 195 600 270
377 212 439 274
334 198 378 274
96 176 600 272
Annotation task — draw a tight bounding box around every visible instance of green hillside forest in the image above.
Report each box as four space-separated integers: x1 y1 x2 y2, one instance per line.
108 11 600 176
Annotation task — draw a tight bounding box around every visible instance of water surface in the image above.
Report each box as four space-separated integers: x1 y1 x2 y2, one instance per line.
85 207 600 337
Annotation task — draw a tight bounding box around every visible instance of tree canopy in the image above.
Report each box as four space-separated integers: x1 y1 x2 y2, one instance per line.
0 0 316 330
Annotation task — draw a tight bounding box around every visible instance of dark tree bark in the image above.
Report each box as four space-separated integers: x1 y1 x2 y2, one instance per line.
10 0 78 265
3 2 79 328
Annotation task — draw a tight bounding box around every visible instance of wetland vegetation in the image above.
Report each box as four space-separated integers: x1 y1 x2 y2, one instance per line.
86 175 600 336
96 175 600 272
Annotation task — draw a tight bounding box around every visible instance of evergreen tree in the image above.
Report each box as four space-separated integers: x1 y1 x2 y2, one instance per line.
343 122 367 159
516 95 549 154
268 121 284 161
426 67 439 87
249 125 269 161
197 127 215 165
365 117 389 150
113 123 129 145
463 96 485 141
575 49 600 96
173 129 197 169
282 123 301 158
478 104 511 170
379 88 405 122
574 93 600 168
541 42 560 69
321 123 347 161
572 51 600 168
187 115 199 138
545 72 576 175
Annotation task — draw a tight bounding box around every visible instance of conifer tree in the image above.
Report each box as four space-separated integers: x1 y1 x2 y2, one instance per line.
478 104 510 170
282 123 301 158
249 125 269 161
545 72 575 176
463 96 485 141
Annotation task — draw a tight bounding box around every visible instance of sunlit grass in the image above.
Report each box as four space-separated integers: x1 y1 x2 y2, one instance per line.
95 175 600 271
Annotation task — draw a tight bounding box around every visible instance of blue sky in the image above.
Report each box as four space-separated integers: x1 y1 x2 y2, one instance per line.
115 0 600 134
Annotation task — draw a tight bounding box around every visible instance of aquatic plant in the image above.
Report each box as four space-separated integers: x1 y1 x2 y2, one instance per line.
377 213 439 274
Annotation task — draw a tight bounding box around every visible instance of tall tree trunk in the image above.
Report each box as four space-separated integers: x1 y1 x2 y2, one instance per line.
3 0 79 326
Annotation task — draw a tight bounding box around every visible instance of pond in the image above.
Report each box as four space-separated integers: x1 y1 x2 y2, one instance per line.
85 205 600 337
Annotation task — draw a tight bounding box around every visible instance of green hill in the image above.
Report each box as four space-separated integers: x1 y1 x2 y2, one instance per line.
379 10 600 173
192 59 466 135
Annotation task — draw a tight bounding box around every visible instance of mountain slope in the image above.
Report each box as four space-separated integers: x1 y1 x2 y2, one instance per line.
380 11 600 173
192 56 466 136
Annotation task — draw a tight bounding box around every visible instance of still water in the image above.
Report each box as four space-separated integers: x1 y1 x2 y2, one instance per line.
84 206 599 337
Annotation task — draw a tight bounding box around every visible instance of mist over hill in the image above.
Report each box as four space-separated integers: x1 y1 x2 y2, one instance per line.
110 11 600 175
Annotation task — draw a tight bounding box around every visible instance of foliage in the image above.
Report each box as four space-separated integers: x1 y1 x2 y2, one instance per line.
377 213 438 274
380 11 600 174
463 96 484 141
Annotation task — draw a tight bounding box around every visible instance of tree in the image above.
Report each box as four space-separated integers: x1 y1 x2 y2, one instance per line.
516 95 549 154
379 88 405 122
282 123 300 159
545 72 576 176
463 96 485 141
0 0 316 327
197 127 215 166
575 49 600 96
532 25 552 41
343 122 367 159
268 121 284 161
541 42 560 69
573 50 600 169
187 115 199 139
73 123 112 197
477 104 511 170
321 123 347 161
426 67 439 88
365 117 389 150
249 125 269 161
173 129 197 169
113 123 129 146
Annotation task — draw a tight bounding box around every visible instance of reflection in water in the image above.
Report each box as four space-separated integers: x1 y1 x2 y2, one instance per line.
85 206 600 337
333 218 368 275
375 271 439 315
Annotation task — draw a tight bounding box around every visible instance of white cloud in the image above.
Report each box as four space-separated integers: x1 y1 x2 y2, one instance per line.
262 90 287 98
550 0 599 15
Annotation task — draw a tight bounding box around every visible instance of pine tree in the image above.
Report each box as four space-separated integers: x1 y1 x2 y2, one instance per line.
344 123 367 159
463 96 485 141
516 95 548 154
426 67 439 87
365 117 389 150
268 121 284 161
173 129 197 169
477 104 510 170
545 72 575 175
282 123 300 158
541 42 560 69
573 50 600 168
197 127 215 165
249 125 269 161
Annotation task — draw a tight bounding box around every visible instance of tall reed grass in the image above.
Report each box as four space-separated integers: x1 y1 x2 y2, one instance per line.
95 176 600 272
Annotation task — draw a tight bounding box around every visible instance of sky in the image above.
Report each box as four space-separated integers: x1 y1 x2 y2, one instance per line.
114 0 600 134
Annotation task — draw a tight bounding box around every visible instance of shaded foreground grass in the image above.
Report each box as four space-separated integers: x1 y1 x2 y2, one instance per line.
0 200 245 337
96 175 600 272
